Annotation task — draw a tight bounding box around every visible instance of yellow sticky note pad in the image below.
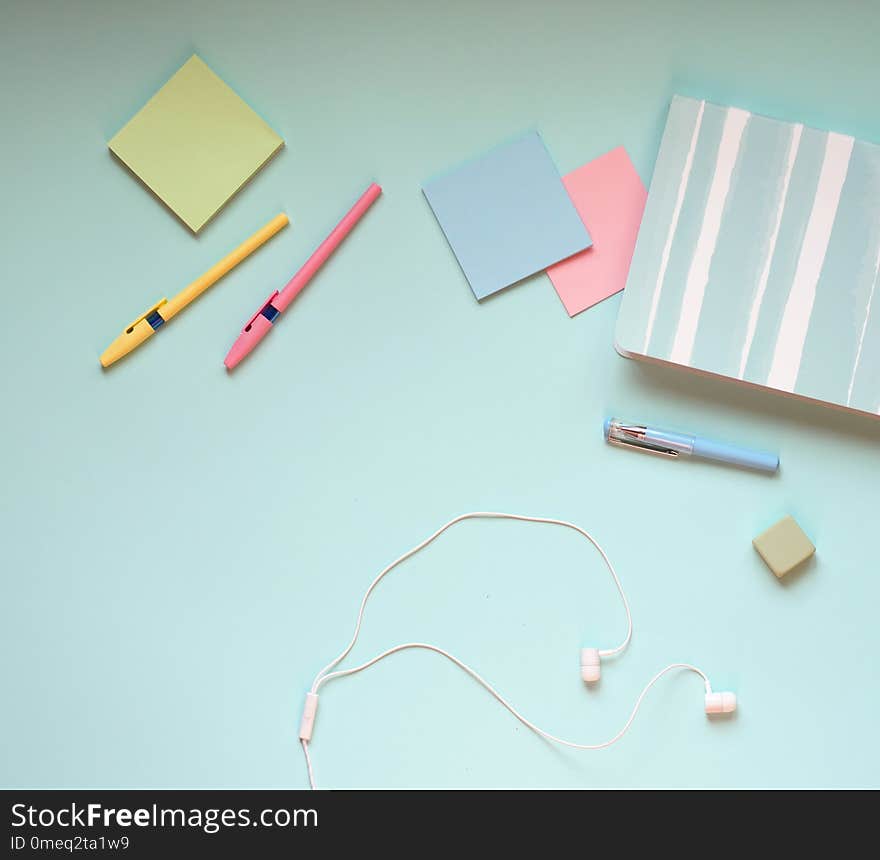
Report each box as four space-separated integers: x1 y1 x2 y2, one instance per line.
109 55 284 233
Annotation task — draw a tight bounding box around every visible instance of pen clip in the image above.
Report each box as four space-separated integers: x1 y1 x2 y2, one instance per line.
244 290 279 331
608 425 679 459
125 298 168 334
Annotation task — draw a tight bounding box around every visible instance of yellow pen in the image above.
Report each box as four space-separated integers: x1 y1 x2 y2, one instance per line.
100 212 289 368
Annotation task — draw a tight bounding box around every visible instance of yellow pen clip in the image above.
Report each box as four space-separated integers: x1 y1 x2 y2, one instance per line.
125 298 168 333
100 298 169 368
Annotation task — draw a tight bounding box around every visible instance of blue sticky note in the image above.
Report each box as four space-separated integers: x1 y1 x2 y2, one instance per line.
423 132 592 300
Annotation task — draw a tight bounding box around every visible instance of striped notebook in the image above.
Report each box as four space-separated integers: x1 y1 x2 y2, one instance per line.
616 95 880 417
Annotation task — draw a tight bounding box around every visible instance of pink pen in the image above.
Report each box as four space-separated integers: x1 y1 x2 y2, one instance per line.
224 182 382 369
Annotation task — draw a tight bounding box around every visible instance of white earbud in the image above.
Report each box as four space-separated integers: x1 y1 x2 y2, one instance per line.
704 691 737 714
580 648 601 683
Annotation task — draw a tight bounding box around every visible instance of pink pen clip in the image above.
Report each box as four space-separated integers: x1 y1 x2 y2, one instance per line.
223 291 280 370
244 290 280 331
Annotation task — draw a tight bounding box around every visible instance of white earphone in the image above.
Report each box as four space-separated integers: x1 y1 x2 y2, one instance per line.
298 512 736 788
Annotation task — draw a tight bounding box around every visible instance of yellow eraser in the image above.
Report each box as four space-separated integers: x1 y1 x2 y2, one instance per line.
753 515 815 578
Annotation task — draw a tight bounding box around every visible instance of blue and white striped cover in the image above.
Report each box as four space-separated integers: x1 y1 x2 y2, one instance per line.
616 95 880 416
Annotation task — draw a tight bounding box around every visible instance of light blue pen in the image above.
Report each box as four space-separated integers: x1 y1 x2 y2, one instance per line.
604 417 779 473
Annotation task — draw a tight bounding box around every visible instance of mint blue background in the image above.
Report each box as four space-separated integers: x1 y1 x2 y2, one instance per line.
2 0 879 788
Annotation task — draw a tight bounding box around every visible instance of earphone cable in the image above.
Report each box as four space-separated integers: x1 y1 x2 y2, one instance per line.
304 647 710 788
311 511 633 694
300 512 717 789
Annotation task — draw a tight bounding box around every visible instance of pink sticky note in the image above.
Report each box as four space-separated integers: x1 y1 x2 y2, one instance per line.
546 147 647 316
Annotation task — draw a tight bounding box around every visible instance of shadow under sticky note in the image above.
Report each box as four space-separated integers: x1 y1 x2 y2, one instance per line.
108 55 284 233
422 132 592 301
546 147 647 316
